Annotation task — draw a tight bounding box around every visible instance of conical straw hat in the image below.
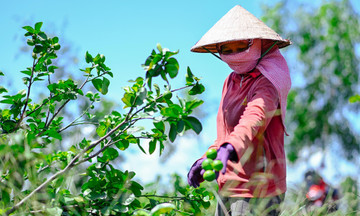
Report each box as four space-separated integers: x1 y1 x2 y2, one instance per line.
191 5 291 53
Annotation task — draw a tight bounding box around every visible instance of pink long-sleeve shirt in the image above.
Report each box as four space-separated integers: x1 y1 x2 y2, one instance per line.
208 70 286 198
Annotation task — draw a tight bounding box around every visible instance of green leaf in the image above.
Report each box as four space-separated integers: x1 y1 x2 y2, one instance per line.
185 99 204 112
184 116 202 134
23 25 35 33
91 77 110 95
169 123 177 142
92 79 102 93
154 84 160 96
0 70 4 76
287 151 298 163
93 54 101 64
1 120 16 133
135 87 147 105
34 22 43 32
150 203 176 216
52 36 59 43
115 139 130 151
103 148 119 161
33 77 44 82
77 89 84 96
149 139 156 154
156 43 162 53
33 45 43 53
160 105 181 118
1 109 11 119
44 129 62 140
79 138 90 149
122 94 134 108
130 181 144 197
83 188 92 196
96 124 107 137
101 77 110 95
160 71 169 84
186 67 194 85
349 95 360 103
1 190 10 203
153 121 165 133
137 142 147 154
100 54 105 63
45 207 63 216
159 141 165 156
27 39 35 46
177 120 185 133
165 58 179 78
189 83 205 95
38 32 48 40
48 66 58 73
133 210 151 216
146 76 152 89
85 51 93 63
0 86 8 94
164 50 179 60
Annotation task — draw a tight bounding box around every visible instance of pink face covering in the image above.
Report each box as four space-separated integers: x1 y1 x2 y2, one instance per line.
219 39 262 74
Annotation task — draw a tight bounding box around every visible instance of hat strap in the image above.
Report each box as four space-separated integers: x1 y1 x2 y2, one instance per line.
260 41 278 59
251 41 279 73
202 46 222 61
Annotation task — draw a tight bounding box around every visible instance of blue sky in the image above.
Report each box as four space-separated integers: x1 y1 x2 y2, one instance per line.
1 0 360 188
1 0 265 98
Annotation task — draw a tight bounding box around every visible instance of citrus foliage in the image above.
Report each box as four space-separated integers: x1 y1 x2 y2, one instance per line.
0 22 212 215
262 0 360 162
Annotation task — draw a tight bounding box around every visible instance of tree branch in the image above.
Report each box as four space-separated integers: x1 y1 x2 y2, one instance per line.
57 102 94 133
46 73 90 128
16 58 37 129
75 118 139 165
139 194 203 202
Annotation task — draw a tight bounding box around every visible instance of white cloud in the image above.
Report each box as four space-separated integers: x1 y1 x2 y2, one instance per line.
122 135 210 184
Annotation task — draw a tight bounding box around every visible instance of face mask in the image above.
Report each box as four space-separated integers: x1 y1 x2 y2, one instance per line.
219 39 261 74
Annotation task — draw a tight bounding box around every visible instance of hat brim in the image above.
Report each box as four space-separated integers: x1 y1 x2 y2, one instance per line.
191 38 292 53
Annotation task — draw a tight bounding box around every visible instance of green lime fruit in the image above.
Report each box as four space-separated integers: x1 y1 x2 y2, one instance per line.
212 160 224 171
201 158 214 170
203 170 216 181
53 43 61 50
206 149 217 160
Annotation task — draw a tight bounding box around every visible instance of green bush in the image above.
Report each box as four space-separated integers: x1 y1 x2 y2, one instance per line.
0 22 212 216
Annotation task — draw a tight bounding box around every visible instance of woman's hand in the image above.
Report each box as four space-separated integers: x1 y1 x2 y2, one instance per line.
187 143 237 187
215 143 238 175
187 158 205 188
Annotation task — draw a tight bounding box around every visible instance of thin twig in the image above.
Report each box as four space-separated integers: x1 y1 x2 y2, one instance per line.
57 103 94 133
25 100 47 117
74 120 136 165
39 75 91 137
16 58 37 129
210 188 230 216
139 194 203 202
46 73 90 128
26 73 53 119
88 71 110 82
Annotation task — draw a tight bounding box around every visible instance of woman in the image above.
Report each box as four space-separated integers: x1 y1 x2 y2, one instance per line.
187 5 292 216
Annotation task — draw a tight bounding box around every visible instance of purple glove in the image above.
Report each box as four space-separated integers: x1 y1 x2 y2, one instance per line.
187 143 238 188
187 158 205 188
215 143 238 175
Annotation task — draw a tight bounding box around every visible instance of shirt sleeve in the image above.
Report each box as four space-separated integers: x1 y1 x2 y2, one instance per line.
201 74 232 158
224 76 280 161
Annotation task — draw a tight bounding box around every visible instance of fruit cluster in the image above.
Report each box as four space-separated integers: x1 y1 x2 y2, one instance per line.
202 149 224 181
